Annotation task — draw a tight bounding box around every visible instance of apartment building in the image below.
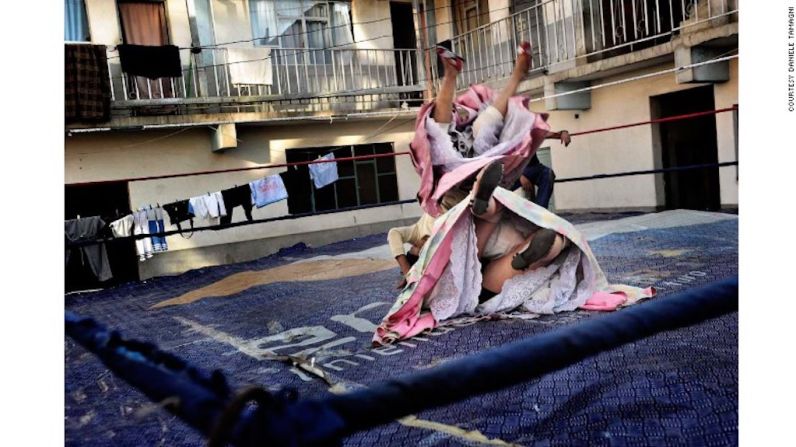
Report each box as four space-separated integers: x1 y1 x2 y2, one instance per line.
64 0 738 285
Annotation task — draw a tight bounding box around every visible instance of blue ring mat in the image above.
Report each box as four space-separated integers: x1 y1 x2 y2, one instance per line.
65 214 738 446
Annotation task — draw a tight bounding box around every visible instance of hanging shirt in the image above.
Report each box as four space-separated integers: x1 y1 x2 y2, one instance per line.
162 199 194 233
133 210 154 261
308 153 340 189
226 47 273 85
65 216 113 282
220 184 255 225
117 44 182 79
189 193 226 225
188 196 209 219
109 214 134 237
204 192 227 218
250 175 288 208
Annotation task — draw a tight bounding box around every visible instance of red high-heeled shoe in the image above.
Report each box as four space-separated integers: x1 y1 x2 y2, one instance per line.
436 46 465 72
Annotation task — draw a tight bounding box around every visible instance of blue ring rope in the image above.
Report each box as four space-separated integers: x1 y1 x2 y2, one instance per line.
66 277 738 446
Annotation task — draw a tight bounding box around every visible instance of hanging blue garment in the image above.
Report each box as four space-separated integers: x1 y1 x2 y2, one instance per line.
250 175 288 208
308 153 339 189
65 0 90 41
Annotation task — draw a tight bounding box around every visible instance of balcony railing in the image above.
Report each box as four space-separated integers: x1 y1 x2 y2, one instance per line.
100 0 736 119
435 0 737 89
106 46 422 111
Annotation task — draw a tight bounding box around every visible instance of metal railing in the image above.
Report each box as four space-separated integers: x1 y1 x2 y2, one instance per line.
436 0 737 89
106 47 422 104
102 0 737 112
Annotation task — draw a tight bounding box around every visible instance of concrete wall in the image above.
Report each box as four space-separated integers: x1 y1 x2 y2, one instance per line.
352 0 396 49
84 0 121 46
433 0 455 43
714 58 739 206
534 59 739 211
65 119 422 276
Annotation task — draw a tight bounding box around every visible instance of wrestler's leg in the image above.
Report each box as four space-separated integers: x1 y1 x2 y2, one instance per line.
432 51 463 124
471 42 532 152
489 42 532 118
481 231 568 294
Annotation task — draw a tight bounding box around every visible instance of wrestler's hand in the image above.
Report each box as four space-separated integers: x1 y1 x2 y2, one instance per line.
410 236 430 255
559 130 571 147
396 276 408 290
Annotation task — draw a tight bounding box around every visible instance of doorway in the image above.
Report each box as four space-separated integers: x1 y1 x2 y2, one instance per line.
651 86 721 211
65 181 140 292
390 2 421 104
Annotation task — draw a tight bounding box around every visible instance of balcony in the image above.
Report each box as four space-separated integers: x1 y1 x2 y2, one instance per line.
435 0 738 90
104 47 424 120
90 0 737 126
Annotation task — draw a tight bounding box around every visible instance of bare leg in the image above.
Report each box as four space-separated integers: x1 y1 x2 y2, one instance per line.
475 218 499 257
482 231 568 293
470 162 504 255
474 200 503 255
432 57 461 124
490 42 531 117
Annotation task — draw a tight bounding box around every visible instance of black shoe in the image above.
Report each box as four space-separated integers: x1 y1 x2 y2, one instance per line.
511 228 557 270
471 162 503 216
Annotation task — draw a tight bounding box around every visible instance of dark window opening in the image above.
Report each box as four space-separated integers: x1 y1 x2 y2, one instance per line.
283 142 399 214
65 182 140 292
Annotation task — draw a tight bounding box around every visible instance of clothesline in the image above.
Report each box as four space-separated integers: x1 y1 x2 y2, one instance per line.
66 198 417 249
67 152 348 251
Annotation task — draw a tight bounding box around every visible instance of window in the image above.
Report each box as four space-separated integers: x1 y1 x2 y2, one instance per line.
452 0 488 35
248 1 353 49
65 0 90 42
283 143 399 214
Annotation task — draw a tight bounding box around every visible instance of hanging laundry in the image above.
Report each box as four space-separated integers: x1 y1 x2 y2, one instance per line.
205 192 227 219
226 47 273 85
133 210 154 261
65 44 111 123
163 199 194 233
188 196 208 220
308 153 339 189
146 207 167 253
109 214 134 238
65 216 113 282
117 44 182 79
189 192 227 225
279 167 302 212
220 184 254 225
250 175 288 208
155 206 168 252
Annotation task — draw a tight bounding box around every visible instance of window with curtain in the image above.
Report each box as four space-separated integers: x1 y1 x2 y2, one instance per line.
65 0 90 42
248 0 353 49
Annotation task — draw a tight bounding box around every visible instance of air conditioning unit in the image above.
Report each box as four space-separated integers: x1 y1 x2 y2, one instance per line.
212 123 237 152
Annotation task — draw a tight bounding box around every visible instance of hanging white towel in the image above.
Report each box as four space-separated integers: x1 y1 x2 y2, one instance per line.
250 175 288 208
109 214 134 237
190 193 227 225
204 192 227 218
226 47 273 85
308 153 339 189
189 196 209 218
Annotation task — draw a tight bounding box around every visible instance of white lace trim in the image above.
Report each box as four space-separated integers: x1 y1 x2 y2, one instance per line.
427 214 482 320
